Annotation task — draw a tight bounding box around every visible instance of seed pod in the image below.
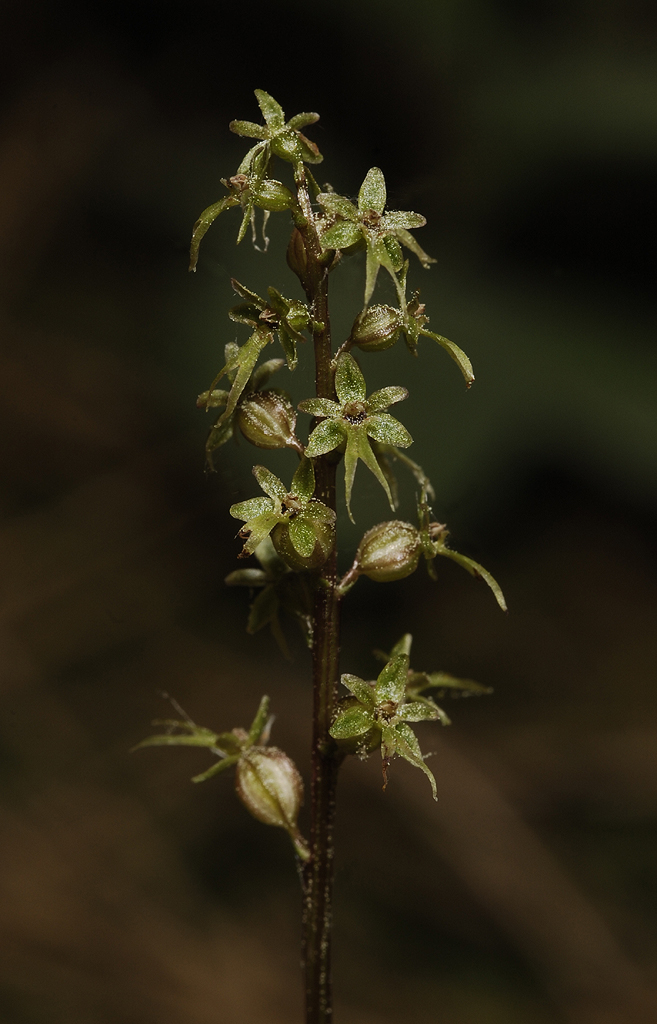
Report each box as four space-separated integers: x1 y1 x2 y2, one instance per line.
271 518 335 571
253 179 295 212
355 520 421 582
237 391 299 450
350 305 402 352
235 747 303 831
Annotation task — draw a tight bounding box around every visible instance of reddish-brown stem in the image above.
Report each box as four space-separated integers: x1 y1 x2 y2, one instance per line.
293 170 342 1024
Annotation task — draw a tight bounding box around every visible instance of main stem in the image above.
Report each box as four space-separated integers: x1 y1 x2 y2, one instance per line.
293 176 341 1024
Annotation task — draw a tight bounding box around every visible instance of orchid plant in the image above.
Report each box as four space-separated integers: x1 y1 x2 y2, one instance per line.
135 89 506 1024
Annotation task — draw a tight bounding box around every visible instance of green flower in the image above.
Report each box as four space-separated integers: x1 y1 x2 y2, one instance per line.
230 459 335 568
227 277 316 372
225 537 313 657
230 88 323 167
299 353 412 521
329 649 444 799
189 90 320 269
317 167 435 304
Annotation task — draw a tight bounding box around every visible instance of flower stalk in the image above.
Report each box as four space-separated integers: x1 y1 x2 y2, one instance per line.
134 89 507 1024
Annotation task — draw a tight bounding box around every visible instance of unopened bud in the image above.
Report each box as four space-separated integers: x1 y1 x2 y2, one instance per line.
355 520 421 582
237 391 300 450
271 518 335 571
287 228 309 284
351 305 402 352
235 747 303 832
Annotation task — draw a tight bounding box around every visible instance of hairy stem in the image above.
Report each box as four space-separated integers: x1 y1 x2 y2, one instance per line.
294 172 342 1024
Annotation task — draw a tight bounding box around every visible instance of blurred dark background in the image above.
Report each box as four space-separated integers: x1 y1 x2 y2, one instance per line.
1 1 657 1022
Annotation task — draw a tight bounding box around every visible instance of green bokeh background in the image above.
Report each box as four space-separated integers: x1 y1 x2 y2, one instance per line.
1 1 656 1021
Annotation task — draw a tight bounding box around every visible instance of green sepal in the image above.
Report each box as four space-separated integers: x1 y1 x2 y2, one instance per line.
341 674 376 708
305 419 347 458
335 353 367 404
317 192 359 220
192 754 240 783
383 235 404 272
398 701 440 723
291 456 315 500
330 706 375 740
189 195 240 272
320 221 362 251
413 671 492 697
393 227 436 269
287 111 320 130
365 412 412 448
383 211 427 231
229 119 269 139
375 653 409 706
254 89 285 127
390 634 413 658
297 398 341 418
366 386 408 413
229 496 273 521
253 464 287 501
238 511 282 555
359 167 386 214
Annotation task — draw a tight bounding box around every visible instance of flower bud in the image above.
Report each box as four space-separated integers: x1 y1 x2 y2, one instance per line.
271 518 335 571
235 746 303 831
287 228 309 283
237 391 300 450
350 305 402 352
355 520 421 582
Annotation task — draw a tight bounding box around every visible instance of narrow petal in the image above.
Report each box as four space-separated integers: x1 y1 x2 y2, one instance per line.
365 412 413 448
248 695 271 745
394 227 436 268
239 511 281 555
421 329 475 388
394 723 437 800
358 167 386 214
436 547 507 611
390 633 413 658
335 352 367 404
192 754 240 784
305 419 346 458
189 195 239 272
364 241 381 304
253 465 288 501
355 428 396 509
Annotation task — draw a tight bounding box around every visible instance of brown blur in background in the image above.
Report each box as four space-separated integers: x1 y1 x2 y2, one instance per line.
1 1 657 1022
